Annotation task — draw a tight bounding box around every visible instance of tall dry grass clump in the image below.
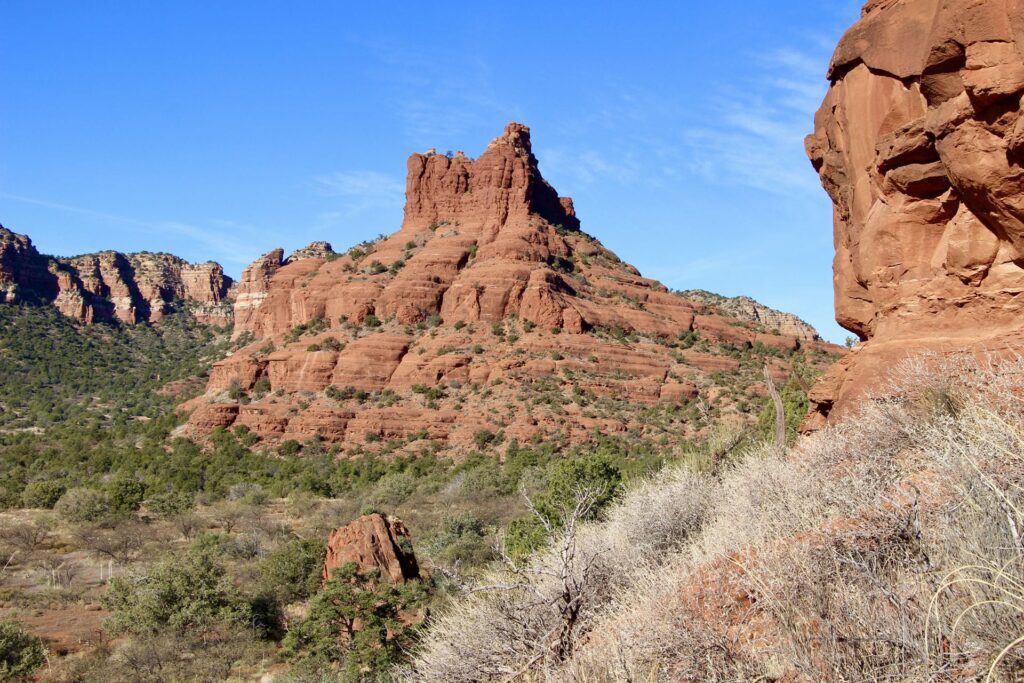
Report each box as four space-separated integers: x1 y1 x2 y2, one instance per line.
400 353 1024 682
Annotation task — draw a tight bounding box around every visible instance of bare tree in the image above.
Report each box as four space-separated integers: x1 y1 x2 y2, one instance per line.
465 488 604 676
76 521 149 565
209 501 249 534
764 365 786 448
0 516 53 564
172 512 205 540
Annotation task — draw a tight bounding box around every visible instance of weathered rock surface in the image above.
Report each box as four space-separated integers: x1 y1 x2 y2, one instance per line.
805 0 1024 425
0 226 56 304
185 123 842 451
323 513 421 584
0 225 233 325
680 290 820 341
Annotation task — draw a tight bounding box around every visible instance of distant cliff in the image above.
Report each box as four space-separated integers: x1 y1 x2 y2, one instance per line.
679 290 820 341
0 225 233 325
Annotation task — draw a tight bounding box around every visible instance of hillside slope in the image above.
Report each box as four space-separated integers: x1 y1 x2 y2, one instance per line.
402 354 1024 681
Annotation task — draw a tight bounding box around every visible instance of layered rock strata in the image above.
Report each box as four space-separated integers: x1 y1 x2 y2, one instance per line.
185 123 841 451
0 225 233 325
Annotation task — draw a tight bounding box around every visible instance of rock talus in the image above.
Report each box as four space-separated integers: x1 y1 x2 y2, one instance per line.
805 0 1024 426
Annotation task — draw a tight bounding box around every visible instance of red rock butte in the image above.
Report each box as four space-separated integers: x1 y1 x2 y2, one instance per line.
184 122 839 451
805 0 1024 427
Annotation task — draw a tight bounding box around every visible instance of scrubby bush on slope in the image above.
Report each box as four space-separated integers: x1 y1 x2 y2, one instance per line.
401 354 1024 682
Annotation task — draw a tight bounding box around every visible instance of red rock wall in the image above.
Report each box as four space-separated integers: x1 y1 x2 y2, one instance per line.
0 226 57 304
805 0 1024 425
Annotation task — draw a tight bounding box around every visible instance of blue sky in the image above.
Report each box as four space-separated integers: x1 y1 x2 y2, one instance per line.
0 1 862 342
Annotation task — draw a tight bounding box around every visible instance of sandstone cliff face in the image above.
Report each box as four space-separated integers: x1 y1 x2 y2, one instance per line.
805 0 1024 426
187 123 842 451
0 226 57 304
323 513 421 584
0 225 233 325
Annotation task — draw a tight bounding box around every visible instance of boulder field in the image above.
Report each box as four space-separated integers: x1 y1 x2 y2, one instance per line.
805 0 1024 426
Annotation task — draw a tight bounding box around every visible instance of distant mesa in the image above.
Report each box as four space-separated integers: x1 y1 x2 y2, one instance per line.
804 0 1024 427
680 290 820 342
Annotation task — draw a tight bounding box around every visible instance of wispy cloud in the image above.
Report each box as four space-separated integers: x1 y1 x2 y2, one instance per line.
356 38 518 144
308 170 406 240
537 146 646 189
681 46 832 195
0 192 263 267
313 170 404 206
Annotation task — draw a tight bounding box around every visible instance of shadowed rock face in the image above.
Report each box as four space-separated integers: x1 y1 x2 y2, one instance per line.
805 0 1024 426
0 226 56 304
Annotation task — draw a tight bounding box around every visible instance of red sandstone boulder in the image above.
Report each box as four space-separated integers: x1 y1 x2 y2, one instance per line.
323 513 421 584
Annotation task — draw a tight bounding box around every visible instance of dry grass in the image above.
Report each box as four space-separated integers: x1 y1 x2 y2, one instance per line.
401 353 1024 682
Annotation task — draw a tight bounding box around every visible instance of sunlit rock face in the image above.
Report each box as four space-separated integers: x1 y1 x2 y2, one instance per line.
186 122 841 450
805 0 1024 426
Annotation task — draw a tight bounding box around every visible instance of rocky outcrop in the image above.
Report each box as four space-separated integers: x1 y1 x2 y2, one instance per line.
323 513 421 584
232 248 284 338
680 290 820 341
185 123 842 450
804 0 1024 427
0 225 233 325
287 241 336 264
0 226 57 304
402 123 580 234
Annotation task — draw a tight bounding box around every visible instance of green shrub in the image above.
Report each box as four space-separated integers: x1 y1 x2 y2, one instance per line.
258 538 325 605
426 514 491 567
282 563 428 677
0 620 45 680
279 440 301 457
107 476 145 515
55 487 110 523
503 515 548 561
473 429 497 449
252 376 272 395
103 546 255 636
20 480 65 509
147 490 194 517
